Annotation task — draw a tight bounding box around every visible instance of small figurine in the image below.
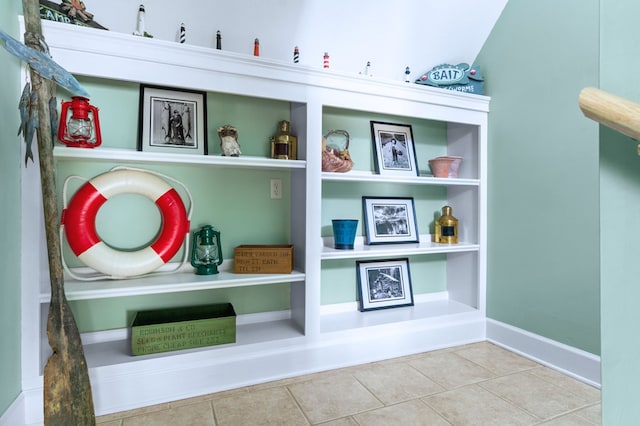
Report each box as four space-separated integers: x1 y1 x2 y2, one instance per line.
179 23 186 43
323 52 330 69
360 61 372 77
216 31 222 50
60 0 94 22
254 38 260 56
405 66 411 83
293 46 299 63
133 5 152 38
217 124 241 157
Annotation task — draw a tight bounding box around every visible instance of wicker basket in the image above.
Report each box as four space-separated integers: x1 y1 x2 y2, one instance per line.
322 130 353 173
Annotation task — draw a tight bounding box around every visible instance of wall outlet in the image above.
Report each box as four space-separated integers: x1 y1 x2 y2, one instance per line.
270 179 282 199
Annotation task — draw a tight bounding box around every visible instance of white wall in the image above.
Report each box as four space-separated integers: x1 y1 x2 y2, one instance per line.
84 0 507 82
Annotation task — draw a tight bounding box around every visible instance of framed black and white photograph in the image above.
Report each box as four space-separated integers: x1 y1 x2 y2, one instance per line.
138 84 208 154
362 196 419 244
356 258 414 311
370 121 419 176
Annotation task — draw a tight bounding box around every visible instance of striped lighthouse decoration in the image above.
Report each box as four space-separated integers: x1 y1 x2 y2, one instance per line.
323 52 329 69
293 46 299 64
179 23 186 43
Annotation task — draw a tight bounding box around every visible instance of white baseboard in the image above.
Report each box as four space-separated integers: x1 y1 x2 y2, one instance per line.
0 393 26 426
486 318 601 388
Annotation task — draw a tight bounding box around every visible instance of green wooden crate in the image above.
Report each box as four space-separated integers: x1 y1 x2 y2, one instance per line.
131 303 236 356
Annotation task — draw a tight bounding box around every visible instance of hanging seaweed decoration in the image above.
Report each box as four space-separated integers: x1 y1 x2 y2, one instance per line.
40 0 108 30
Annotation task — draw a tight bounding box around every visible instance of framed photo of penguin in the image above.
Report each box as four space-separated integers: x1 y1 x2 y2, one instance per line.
138 84 208 155
370 121 418 177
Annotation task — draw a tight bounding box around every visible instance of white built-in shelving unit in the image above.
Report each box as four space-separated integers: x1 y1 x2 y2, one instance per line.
20 19 489 421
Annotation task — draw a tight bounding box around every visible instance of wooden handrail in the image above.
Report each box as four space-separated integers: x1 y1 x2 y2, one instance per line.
579 87 640 141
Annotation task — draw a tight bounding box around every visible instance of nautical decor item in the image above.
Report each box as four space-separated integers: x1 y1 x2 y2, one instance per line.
15 2 95 422
218 124 241 156
179 23 186 43
39 0 108 29
57 96 101 148
415 63 484 95
271 120 297 160
254 38 260 56
191 225 223 275
61 167 192 280
323 52 330 69
435 205 459 244
293 46 299 63
405 66 411 83
360 61 372 77
216 30 222 49
322 129 353 172
133 4 152 37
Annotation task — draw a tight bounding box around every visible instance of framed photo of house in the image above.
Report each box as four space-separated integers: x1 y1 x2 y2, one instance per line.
137 84 208 154
370 121 419 176
362 196 419 245
356 258 414 311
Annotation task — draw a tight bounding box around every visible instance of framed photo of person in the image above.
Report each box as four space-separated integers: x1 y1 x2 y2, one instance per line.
356 258 414 311
137 84 208 155
362 196 419 245
370 121 419 177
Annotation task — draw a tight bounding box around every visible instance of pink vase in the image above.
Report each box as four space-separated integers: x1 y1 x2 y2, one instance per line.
442 156 463 177
428 158 454 178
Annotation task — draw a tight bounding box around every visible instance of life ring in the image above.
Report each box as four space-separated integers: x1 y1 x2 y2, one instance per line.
61 169 190 278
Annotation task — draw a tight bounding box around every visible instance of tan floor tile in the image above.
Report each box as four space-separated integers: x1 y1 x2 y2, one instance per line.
353 399 450 426
454 342 540 375
317 417 359 426
122 401 214 426
574 403 601 425
96 420 122 426
97 402 171 424
408 350 496 389
353 362 445 404
529 367 601 403
537 412 598 425
424 384 538 425
479 371 592 421
288 374 383 424
212 386 308 425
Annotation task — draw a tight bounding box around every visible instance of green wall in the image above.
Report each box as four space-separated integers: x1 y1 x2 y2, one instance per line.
0 0 24 415
599 1 640 422
476 0 601 355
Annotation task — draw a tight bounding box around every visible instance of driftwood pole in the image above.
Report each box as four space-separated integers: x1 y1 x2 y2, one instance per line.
21 1 96 424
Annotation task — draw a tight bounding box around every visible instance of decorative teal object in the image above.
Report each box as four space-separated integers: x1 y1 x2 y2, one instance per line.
191 225 223 275
415 63 484 95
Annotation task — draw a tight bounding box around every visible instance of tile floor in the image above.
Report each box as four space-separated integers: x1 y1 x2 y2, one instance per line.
96 342 601 425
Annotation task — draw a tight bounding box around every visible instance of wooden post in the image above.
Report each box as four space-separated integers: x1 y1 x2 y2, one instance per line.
21 1 96 424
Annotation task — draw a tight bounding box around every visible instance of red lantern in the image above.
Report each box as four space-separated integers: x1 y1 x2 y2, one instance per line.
58 96 102 148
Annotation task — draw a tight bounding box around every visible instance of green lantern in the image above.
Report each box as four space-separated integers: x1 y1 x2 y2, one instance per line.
190 225 223 275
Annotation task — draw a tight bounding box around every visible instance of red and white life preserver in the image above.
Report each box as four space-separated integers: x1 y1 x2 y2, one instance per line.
61 169 190 278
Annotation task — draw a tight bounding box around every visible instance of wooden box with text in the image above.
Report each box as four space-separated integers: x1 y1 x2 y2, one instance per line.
234 244 294 274
131 303 236 356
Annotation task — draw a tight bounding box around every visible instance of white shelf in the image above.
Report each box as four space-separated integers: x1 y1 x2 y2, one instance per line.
20 17 489 419
39 266 305 302
81 318 305 369
54 146 306 170
320 298 480 334
321 236 479 260
322 171 479 186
